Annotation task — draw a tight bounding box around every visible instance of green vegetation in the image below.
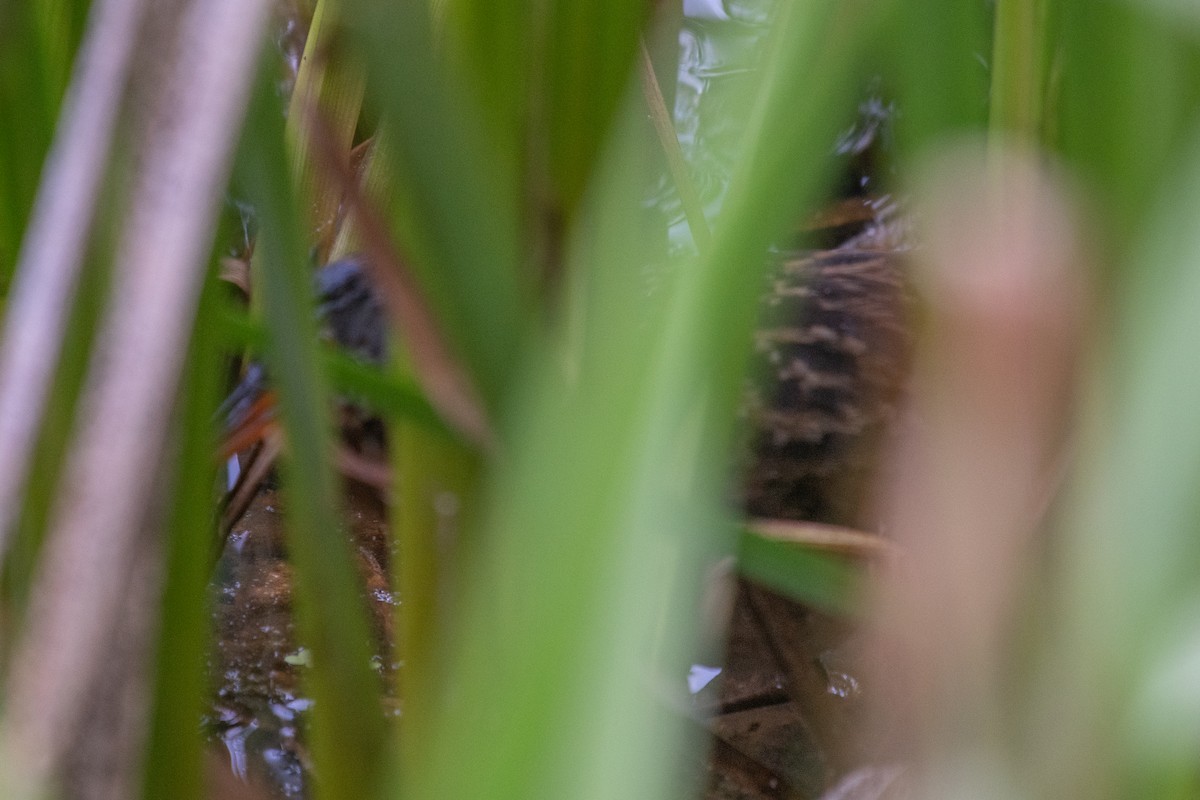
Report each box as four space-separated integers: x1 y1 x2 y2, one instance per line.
2 0 1200 798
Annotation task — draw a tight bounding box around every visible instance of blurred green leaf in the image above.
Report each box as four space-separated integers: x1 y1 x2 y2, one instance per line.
17 0 1200 797
883 0 991 156
390 412 480 770
0 0 88 290
1056 0 1200 262
541 0 649 221
736 530 861 616
285 0 365 263
405 3 883 798
989 0 1053 145
2 163 119 637
438 0 533 196
340 0 532 411
1022 114 1200 799
235 53 387 800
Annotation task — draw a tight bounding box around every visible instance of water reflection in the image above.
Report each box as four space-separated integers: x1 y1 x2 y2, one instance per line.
687 663 723 694
654 0 897 254
658 0 777 253
208 486 395 798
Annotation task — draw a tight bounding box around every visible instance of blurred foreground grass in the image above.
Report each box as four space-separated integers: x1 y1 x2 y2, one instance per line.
2 1 1200 799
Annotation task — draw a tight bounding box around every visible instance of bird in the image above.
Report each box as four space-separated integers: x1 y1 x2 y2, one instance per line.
217 255 388 527
740 248 910 525
219 249 911 528
218 254 385 447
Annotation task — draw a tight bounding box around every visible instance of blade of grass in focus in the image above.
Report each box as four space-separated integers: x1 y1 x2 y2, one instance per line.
140 247 226 800
235 55 387 800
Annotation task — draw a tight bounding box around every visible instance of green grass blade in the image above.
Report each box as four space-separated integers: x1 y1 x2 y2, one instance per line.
140 254 225 800
1 202 113 650
404 4 881 798
736 530 861 616
286 0 365 263
884 0 991 155
236 55 387 800
989 0 1051 146
437 0 533 199
339 0 531 411
541 0 649 221
389 415 480 772
1056 0 1200 262
0 0 88 288
999 119 1200 795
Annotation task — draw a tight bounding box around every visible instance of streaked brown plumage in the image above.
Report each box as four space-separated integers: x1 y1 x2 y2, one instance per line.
741 249 911 524
221 250 911 528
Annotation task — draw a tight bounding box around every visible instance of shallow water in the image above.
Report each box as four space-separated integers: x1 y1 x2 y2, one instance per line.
207 485 397 797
